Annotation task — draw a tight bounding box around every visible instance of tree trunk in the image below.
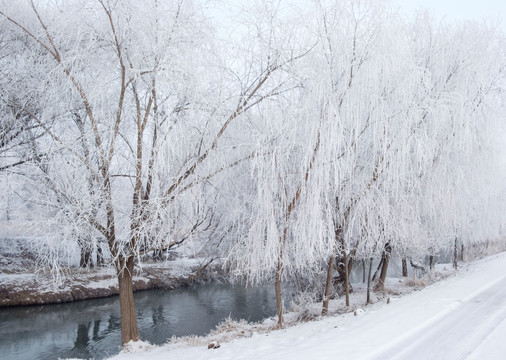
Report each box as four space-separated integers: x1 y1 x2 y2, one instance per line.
375 242 391 291
347 256 354 279
337 228 351 306
79 237 93 268
96 244 104 267
322 254 335 315
80 248 92 268
5 191 10 222
117 256 140 345
453 237 458 269
429 255 435 271
362 260 366 283
275 259 283 327
366 257 373 304
376 253 390 290
372 257 384 282
402 257 408 277
344 251 350 307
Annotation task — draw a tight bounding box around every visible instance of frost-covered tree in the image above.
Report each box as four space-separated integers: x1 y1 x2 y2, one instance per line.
0 0 308 345
1 0 505 343
227 0 506 322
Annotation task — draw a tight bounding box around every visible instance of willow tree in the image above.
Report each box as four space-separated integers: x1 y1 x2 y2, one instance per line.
228 1 506 322
0 0 301 345
390 15 506 275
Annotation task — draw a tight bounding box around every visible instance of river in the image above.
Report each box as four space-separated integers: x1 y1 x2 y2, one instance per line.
0 283 276 360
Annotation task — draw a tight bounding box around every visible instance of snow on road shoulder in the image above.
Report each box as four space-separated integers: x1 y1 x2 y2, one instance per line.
108 252 506 360
466 315 506 360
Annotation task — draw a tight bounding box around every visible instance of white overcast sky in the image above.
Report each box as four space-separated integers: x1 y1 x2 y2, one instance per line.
207 1 506 33
395 0 506 28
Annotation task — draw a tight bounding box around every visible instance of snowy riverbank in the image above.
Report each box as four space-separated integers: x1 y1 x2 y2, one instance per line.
0 257 219 307
108 251 506 360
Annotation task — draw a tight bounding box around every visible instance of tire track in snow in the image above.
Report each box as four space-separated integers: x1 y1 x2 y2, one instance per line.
371 274 506 360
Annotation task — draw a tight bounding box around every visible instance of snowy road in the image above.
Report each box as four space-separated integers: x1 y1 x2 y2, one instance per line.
111 252 506 360
372 274 506 360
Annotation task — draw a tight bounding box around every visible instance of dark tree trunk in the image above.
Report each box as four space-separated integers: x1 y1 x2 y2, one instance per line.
453 238 458 269
5 195 10 222
362 260 366 283
372 257 383 282
344 251 350 307
275 261 283 327
79 238 93 268
402 257 408 277
429 255 435 271
347 257 354 278
117 256 140 345
377 254 390 290
80 249 93 268
337 227 352 306
366 257 373 304
375 242 391 291
96 244 104 267
322 254 335 315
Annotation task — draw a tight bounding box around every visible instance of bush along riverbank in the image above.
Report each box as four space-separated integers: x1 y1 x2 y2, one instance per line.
0 257 220 307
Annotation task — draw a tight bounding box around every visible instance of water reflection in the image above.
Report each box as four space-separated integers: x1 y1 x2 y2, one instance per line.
0 283 275 360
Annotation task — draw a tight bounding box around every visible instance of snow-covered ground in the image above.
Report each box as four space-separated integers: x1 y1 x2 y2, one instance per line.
109 251 506 360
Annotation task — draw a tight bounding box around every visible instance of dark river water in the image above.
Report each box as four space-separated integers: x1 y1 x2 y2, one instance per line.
0 283 276 360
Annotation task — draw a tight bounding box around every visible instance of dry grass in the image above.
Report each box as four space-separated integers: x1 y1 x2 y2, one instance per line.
169 317 277 347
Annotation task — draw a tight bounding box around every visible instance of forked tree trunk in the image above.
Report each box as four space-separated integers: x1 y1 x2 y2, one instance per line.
117 256 140 345
375 243 391 291
376 254 390 291
372 257 383 282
